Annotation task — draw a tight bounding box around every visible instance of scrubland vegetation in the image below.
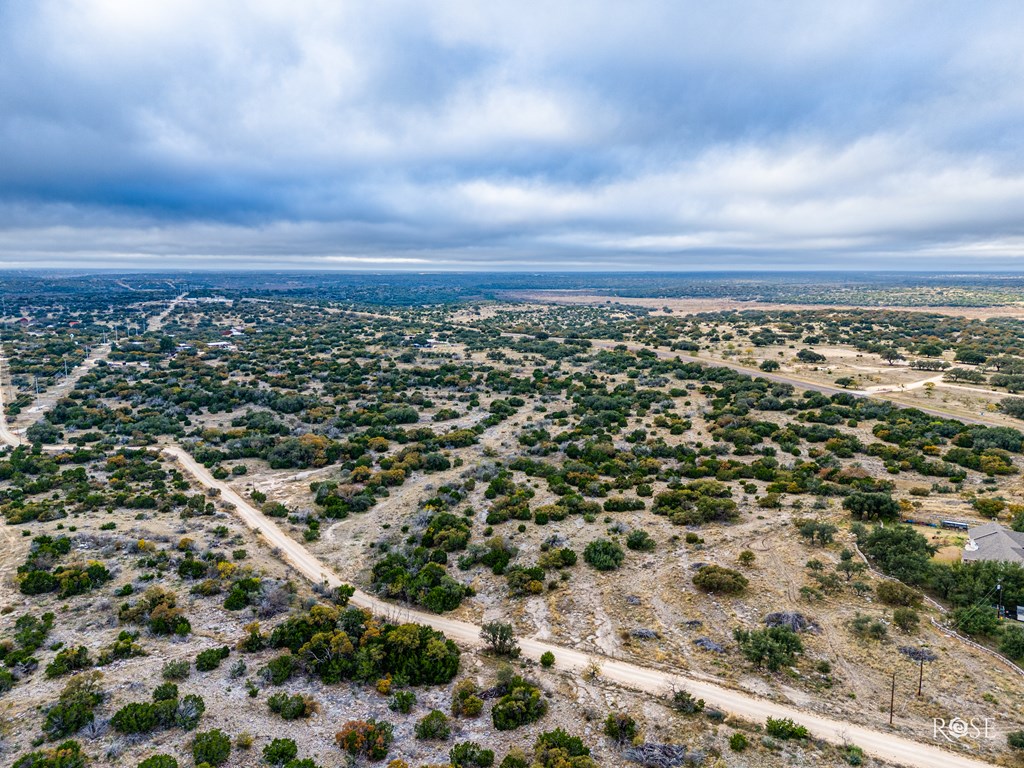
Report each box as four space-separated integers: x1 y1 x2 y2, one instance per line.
3 272 1024 766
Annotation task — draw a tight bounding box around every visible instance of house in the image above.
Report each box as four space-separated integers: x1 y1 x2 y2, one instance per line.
963 522 1024 565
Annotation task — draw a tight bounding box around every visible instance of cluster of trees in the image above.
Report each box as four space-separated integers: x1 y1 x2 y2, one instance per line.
252 605 461 687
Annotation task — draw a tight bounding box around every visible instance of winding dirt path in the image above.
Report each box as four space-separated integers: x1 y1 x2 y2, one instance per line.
158 444 997 768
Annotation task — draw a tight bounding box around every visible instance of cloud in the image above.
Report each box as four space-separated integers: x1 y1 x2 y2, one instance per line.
1 1 1023 269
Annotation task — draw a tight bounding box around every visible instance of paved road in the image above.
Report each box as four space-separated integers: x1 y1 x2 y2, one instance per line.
160 444 997 768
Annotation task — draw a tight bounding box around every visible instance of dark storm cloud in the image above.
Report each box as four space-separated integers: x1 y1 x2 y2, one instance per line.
1 0 1024 269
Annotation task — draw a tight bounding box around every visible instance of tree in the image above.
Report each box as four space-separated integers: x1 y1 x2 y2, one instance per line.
796 349 826 364
973 497 1006 519
999 624 1024 661
876 581 922 607
895 609 920 633
480 622 520 657
856 525 935 585
834 377 856 388
843 492 900 521
836 557 867 582
759 360 780 372
951 605 1000 637
999 397 1024 420
880 348 905 365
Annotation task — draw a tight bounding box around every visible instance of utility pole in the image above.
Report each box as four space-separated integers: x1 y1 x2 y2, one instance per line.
889 671 896 725
997 583 1003 619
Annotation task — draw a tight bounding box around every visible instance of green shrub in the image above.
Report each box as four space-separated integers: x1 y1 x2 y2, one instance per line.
152 682 179 702
603 712 637 743
45 647 92 678
196 646 230 672
876 581 922 606
844 745 865 765
388 690 416 714
111 702 158 734
765 717 809 740
498 750 529 768
583 539 625 571
670 689 704 715
161 659 190 680
692 564 748 594
335 719 393 761
192 729 232 766
492 677 547 731
450 742 495 768
625 530 656 552
415 710 451 740
263 653 295 685
44 672 103 739
729 733 748 752
848 613 887 641
733 627 803 670
451 679 483 718
12 740 87 768
893 607 920 633
263 738 298 766
539 651 555 668
138 756 178 768
533 729 591 765
267 692 313 720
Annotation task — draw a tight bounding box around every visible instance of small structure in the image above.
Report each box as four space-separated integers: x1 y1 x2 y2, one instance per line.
963 522 1024 565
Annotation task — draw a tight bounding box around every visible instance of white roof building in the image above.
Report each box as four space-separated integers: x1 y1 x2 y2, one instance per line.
963 522 1024 565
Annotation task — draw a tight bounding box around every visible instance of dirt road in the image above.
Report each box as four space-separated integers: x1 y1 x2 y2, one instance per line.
0 358 23 446
0 298 1008 767
161 444 998 768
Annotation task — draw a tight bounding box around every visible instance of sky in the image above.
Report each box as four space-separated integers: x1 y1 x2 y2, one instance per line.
2 1 1024 271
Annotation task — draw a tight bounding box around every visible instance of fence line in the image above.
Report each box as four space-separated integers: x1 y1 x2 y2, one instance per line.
851 541 1024 679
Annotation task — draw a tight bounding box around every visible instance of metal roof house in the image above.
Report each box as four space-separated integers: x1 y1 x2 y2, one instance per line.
963 522 1024 565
